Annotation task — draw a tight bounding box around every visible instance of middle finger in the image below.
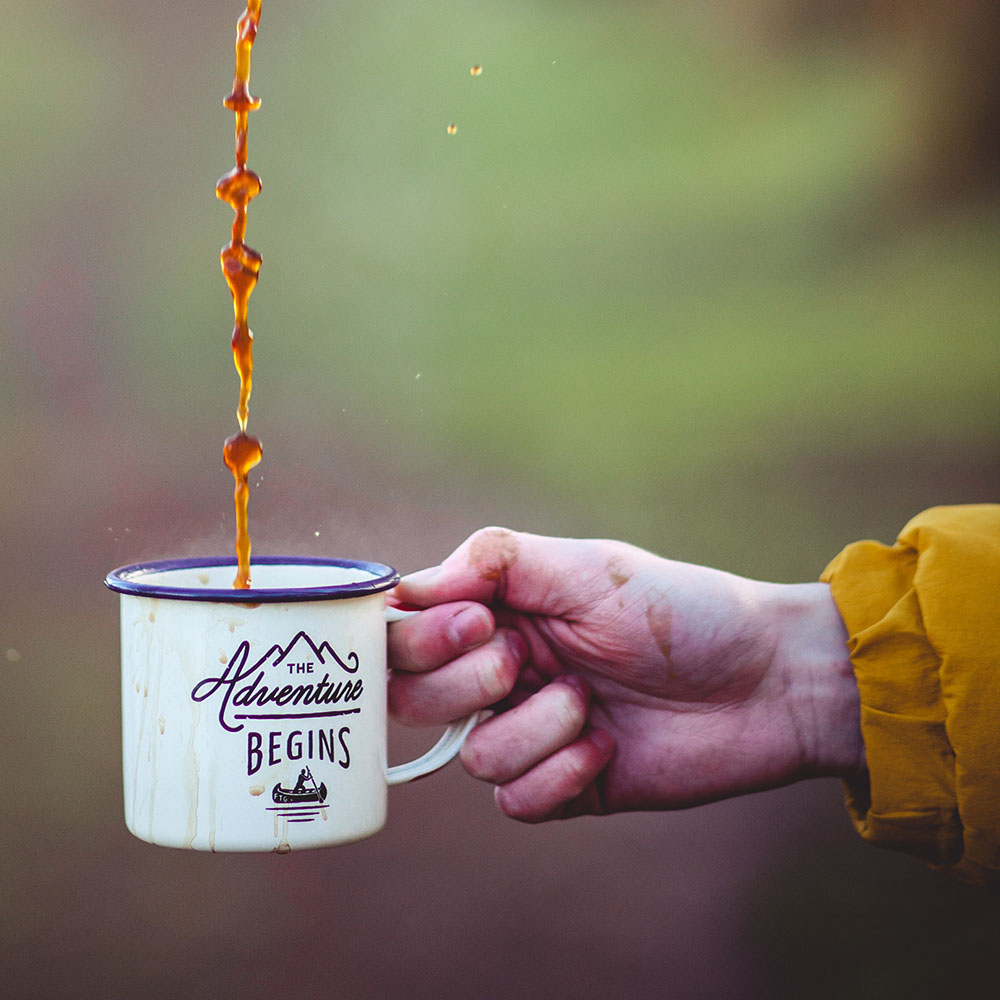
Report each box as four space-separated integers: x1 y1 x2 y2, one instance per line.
389 627 526 726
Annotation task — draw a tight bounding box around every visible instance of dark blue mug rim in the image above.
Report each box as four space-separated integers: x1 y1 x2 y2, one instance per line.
105 556 400 604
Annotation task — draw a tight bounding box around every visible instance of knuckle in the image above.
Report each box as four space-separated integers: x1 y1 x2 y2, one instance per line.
494 785 554 825
466 528 520 588
389 623 423 670
386 683 419 727
550 685 585 736
562 752 592 791
459 732 493 780
402 628 437 671
397 634 421 671
476 647 518 705
470 525 516 545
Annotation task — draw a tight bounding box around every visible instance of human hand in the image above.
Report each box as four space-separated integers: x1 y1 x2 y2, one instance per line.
388 528 864 822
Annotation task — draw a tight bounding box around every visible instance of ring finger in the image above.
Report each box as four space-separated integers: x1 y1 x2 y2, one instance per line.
459 675 591 784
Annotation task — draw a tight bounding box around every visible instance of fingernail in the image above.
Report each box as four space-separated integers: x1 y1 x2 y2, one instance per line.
502 627 528 661
557 674 590 700
448 606 493 650
400 565 442 588
586 728 615 758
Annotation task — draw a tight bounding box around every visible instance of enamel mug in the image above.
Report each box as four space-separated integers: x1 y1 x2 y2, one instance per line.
105 557 477 853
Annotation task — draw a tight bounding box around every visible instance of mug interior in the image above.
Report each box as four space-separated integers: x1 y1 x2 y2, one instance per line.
105 556 399 603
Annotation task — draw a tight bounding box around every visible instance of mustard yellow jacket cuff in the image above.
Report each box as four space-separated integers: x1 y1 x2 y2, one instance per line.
821 504 1000 886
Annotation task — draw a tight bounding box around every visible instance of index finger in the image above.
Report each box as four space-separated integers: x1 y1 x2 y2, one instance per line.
387 601 495 673
393 527 622 618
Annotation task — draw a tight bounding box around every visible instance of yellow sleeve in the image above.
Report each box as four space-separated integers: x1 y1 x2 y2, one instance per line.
821 504 1000 886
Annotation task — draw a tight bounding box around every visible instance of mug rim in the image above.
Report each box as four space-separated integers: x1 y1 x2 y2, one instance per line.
105 556 400 604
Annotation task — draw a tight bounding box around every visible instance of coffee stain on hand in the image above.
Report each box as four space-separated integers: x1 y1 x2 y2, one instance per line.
607 558 631 589
645 595 674 677
469 528 519 601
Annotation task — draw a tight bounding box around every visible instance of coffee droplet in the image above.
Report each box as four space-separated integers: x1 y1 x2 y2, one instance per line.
249 784 265 797
224 430 263 474
470 65 482 76
224 430 263 588
447 123 458 135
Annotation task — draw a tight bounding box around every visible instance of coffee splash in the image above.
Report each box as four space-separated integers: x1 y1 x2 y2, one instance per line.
217 1 264 589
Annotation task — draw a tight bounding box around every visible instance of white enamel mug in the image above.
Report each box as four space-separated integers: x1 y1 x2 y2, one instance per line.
105 557 477 853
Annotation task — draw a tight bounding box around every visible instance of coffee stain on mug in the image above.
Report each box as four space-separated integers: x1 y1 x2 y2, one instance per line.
182 701 202 849
208 767 218 854
273 816 291 853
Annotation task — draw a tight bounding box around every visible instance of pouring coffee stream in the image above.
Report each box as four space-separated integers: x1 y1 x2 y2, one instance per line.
105 2 489 852
218 0 264 589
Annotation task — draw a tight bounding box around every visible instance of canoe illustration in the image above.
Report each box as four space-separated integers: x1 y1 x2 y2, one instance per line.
272 781 327 804
272 767 327 804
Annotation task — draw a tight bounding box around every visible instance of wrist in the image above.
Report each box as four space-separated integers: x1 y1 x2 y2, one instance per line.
759 581 866 780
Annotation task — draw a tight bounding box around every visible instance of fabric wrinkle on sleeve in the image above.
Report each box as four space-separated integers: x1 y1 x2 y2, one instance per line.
821 504 1000 886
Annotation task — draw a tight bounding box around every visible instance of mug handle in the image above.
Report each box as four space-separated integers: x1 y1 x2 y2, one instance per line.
384 606 482 786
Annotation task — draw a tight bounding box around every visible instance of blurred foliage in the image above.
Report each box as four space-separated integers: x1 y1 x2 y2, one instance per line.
1 2 998 998
3 1 997 573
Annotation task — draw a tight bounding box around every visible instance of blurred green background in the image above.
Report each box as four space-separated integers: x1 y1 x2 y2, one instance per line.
2 1 998 998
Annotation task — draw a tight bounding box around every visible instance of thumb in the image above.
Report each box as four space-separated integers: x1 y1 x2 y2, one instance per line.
395 527 604 615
